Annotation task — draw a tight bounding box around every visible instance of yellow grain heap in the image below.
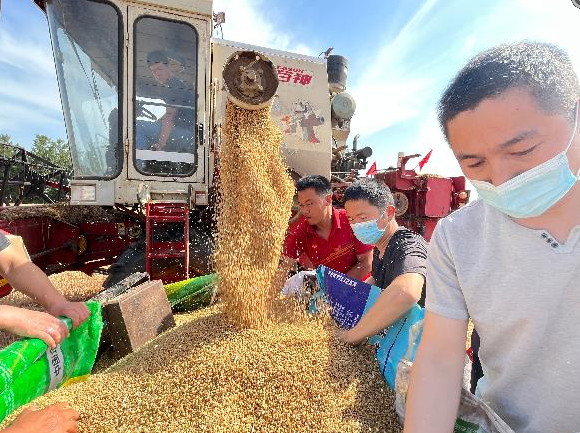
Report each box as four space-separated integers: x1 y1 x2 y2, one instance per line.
0 204 127 224
214 101 295 328
2 303 402 433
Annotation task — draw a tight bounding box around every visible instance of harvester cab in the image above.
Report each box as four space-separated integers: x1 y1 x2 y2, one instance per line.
37 0 214 206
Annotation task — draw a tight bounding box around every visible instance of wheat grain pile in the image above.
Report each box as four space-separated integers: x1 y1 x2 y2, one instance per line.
214 102 295 328
2 303 402 433
0 204 127 225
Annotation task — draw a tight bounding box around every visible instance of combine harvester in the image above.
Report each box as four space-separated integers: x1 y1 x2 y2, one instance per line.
0 0 469 296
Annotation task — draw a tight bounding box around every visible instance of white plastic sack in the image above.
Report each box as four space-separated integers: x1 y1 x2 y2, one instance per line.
395 360 515 433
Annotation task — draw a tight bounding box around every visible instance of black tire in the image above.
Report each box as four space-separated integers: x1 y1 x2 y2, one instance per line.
103 228 214 289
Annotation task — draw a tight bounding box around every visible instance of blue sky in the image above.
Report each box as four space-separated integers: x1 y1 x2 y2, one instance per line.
1 0 579 180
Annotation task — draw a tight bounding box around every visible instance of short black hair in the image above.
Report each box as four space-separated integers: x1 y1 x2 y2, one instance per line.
147 50 169 66
343 178 394 210
296 175 332 196
438 41 580 139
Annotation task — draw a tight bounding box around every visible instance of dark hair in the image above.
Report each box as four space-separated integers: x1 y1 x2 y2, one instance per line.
296 175 332 196
147 50 169 66
343 178 394 210
438 41 580 139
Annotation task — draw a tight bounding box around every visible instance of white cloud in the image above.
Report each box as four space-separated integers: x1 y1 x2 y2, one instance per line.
0 20 63 141
212 0 315 55
0 100 61 133
0 73 61 113
348 0 443 139
0 28 55 74
463 35 476 52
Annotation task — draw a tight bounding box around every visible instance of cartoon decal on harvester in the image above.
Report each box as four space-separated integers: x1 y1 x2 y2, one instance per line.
279 100 325 144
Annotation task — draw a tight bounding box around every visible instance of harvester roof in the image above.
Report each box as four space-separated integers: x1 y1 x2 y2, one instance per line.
32 0 213 16
32 0 212 94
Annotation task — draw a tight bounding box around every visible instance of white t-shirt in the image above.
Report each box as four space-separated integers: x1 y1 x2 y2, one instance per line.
426 199 580 433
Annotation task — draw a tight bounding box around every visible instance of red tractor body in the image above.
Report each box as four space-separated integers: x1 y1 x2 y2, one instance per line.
375 155 470 241
332 154 470 242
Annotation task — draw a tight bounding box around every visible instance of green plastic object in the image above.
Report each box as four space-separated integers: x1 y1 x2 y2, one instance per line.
164 274 218 312
0 301 103 423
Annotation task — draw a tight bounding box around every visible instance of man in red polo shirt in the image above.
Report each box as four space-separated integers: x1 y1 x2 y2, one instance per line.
283 175 373 279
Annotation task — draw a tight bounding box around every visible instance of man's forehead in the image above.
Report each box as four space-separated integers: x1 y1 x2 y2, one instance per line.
345 199 378 214
447 90 548 152
297 188 324 200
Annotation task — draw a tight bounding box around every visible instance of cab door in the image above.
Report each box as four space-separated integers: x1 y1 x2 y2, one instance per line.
126 5 209 184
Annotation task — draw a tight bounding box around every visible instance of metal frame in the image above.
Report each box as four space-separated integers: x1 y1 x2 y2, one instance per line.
126 4 209 186
131 13 200 178
0 142 69 206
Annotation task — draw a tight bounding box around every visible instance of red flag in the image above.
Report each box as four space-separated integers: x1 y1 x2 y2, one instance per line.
418 149 433 170
366 161 378 176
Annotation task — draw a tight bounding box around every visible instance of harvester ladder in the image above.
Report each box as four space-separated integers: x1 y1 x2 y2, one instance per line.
145 202 190 283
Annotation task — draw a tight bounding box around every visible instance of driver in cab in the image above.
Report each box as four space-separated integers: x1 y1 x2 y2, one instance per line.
135 50 195 156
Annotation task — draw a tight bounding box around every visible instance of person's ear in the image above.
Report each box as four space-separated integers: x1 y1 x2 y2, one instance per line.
324 193 333 206
386 205 396 221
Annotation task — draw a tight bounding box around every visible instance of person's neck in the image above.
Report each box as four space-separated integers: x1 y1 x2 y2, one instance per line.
315 208 334 237
514 183 580 244
376 220 399 255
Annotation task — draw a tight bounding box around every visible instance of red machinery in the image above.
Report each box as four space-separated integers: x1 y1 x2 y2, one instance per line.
0 210 142 273
375 154 469 241
333 153 470 241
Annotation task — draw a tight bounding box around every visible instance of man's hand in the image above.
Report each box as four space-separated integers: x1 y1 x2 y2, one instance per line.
5 403 79 433
46 301 90 329
0 305 69 348
282 271 315 296
150 142 166 151
338 328 366 346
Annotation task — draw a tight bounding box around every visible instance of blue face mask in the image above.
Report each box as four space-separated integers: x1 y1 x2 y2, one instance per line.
351 212 386 245
470 105 579 219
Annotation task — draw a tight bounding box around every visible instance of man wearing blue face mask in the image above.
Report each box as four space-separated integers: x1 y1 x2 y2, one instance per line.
403 41 580 433
338 178 427 345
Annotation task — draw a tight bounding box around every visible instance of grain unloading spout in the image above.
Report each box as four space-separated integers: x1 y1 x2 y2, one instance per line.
222 50 279 110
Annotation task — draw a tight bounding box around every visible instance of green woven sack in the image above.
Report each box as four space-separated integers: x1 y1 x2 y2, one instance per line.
165 274 218 312
0 301 103 423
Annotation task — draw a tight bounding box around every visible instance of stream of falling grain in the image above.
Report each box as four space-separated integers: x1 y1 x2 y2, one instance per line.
213 101 295 328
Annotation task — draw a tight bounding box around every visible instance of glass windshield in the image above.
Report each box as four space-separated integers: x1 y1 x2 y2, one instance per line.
46 0 121 179
134 16 198 177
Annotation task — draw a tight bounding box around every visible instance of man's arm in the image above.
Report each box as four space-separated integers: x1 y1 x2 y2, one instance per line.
403 311 467 432
154 106 177 150
288 209 302 228
340 272 423 344
345 250 373 281
0 244 89 328
0 305 69 348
